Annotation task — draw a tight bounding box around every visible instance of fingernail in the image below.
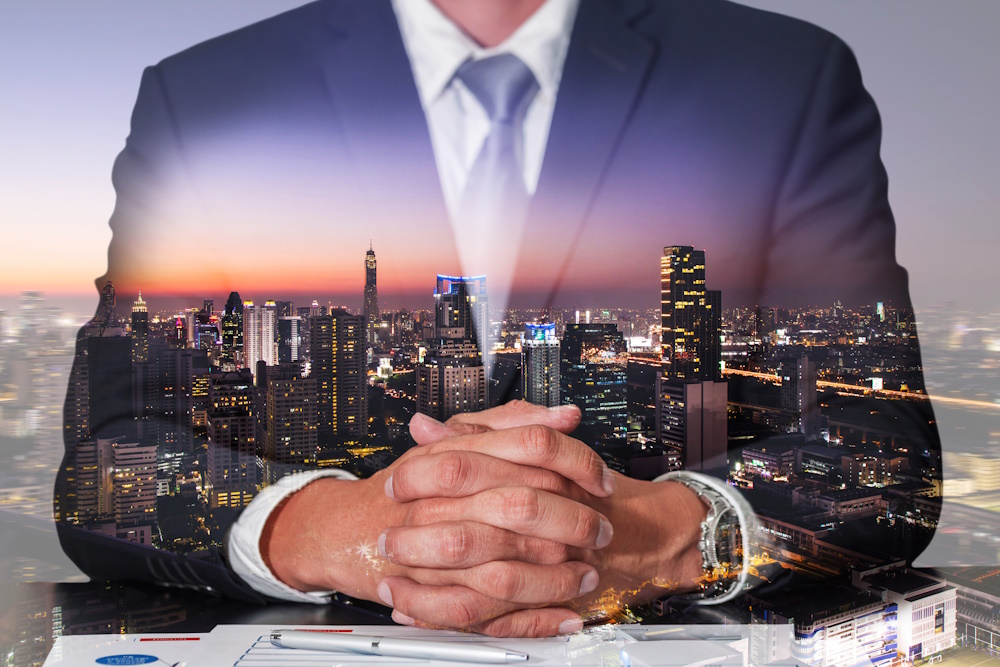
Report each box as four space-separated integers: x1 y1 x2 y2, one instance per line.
579 570 599 595
377 531 389 559
411 412 444 426
551 404 579 416
384 474 395 500
392 610 415 626
596 518 614 548
557 618 584 635
601 467 617 495
376 581 393 607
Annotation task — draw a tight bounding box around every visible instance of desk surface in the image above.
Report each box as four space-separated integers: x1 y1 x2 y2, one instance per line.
5 580 395 666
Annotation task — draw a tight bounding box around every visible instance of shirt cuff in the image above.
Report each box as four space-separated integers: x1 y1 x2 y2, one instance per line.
226 469 359 603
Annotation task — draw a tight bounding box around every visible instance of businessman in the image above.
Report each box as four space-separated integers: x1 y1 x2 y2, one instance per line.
59 0 941 637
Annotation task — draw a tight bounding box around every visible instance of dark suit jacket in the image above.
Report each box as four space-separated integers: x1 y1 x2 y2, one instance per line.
58 0 941 602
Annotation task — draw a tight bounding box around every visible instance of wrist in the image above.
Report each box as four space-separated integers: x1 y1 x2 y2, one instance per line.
576 475 706 611
262 471 408 599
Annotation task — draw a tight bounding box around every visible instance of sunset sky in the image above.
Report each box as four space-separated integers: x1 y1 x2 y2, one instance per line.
1 1 997 316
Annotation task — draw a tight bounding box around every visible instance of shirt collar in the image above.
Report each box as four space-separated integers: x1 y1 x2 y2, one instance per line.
392 0 580 109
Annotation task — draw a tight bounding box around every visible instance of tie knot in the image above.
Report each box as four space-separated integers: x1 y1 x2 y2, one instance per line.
455 53 539 124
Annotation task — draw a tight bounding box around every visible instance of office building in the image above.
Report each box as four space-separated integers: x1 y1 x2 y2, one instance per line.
417 275 488 420
130 293 149 363
417 340 486 421
855 566 957 662
660 246 721 382
521 322 560 407
219 292 243 370
243 300 278 375
657 246 726 470
206 369 257 508
277 315 301 363
433 274 488 347
782 355 820 438
655 378 728 471
560 322 628 449
310 309 367 442
74 437 157 545
259 363 319 484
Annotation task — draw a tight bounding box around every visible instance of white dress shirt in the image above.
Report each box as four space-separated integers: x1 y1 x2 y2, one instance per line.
226 0 580 603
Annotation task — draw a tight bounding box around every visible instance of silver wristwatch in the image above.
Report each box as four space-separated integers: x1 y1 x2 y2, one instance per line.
654 470 756 605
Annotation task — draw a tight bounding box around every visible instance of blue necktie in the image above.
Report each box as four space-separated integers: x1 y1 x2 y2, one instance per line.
452 54 539 369
454 53 539 244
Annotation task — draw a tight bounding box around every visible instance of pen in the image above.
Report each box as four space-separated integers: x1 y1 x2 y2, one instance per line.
270 630 529 663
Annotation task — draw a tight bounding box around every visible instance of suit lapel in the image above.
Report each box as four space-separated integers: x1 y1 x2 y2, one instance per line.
318 0 457 266
520 0 658 309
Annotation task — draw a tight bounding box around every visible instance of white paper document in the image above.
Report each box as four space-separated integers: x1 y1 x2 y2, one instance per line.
42 633 208 666
42 624 752 667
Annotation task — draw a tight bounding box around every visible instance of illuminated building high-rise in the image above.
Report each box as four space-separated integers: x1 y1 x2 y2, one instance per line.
130 293 149 363
417 275 488 420
206 369 257 509
243 301 260 372
433 274 488 347
149 346 210 454
417 340 486 421
242 300 278 375
220 292 244 370
310 309 367 442
260 300 278 367
259 363 318 485
364 243 379 348
521 323 560 407
73 436 157 545
660 246 721 381
560 323 628 450
277 316 301 363
657 246 726 471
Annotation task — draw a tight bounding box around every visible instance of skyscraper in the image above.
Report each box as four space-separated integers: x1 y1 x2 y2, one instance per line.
417 340 487 421
260 300 278 367
560 323 628 450
130 293 149 363
660 246 721 381
310 309 367 443
242 300 278 375
277 316 301 363
364 243 379 348
259 363 318 485
220 292 244 370
206 369 257 509
416 275 489 420
782 355 820 439
657 246 727 471
433 275 488 347
521 322 560 407
655 377 728 471
243 301 260 373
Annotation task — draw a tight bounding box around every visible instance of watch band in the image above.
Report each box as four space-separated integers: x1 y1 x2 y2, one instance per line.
653 470 757 605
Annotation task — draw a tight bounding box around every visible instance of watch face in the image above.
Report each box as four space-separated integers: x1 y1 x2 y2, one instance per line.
708 506 743 575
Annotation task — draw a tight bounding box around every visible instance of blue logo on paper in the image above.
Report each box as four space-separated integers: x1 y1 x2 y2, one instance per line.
96 656 159 665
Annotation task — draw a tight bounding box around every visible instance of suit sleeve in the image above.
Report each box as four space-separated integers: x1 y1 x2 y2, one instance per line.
756 37 942 564
56 66 267 602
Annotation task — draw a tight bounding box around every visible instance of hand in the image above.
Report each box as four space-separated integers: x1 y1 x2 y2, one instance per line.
377 403 708 636
260 402 617 636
